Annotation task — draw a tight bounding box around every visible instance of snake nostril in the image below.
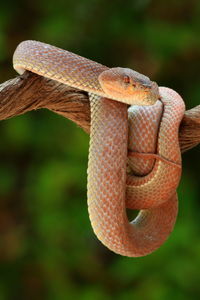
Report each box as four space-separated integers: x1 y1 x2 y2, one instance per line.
143 82 152 88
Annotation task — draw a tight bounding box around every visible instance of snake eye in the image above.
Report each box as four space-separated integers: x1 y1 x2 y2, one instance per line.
123 75 130 84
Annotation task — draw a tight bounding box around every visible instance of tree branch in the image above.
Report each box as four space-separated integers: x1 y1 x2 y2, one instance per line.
0 71 199 153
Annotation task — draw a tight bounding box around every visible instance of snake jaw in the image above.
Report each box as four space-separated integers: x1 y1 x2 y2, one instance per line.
98 67 159 105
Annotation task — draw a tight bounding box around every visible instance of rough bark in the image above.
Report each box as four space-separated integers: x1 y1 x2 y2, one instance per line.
0 71 200 153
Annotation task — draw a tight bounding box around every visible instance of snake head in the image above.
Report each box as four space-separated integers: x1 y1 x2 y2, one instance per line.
98 67 159 105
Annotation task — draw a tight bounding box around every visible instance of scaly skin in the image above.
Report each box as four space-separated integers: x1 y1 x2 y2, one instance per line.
126 88 185 210
13 40 185 257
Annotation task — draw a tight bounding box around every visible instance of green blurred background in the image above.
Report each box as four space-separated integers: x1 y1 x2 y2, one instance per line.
0 0 200 299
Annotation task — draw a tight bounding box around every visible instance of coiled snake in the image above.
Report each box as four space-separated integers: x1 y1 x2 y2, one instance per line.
13 41 185 257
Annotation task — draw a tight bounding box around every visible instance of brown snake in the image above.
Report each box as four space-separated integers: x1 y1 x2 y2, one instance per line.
13 40 185 257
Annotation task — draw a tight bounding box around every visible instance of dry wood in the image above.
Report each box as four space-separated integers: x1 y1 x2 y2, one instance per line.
0 71 199 153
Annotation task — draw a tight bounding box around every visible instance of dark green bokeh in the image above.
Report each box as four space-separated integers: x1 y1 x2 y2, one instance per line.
0 0 200 299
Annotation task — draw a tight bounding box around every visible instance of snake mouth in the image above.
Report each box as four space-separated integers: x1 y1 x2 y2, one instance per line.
102 84 153 105
100 83 158 105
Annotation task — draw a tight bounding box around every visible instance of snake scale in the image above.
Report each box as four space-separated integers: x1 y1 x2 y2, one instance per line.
13 41 185 257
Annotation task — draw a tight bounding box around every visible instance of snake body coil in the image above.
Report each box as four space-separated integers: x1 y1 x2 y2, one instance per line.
13 40 185 257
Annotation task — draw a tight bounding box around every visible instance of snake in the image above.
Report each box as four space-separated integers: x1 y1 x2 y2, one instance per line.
13 40 185 257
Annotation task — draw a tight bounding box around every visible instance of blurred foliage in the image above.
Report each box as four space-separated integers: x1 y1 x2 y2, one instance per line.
0 0 200 299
